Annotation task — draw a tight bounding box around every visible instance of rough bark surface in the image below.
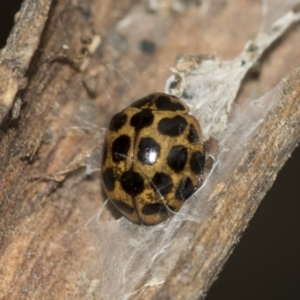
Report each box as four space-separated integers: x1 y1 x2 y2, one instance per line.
0 0 300 299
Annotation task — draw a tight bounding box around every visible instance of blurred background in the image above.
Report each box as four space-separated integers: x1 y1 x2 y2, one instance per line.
1 1 299 299
207 145 300 300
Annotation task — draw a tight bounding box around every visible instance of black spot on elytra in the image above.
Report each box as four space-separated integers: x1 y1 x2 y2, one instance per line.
142 203 174 217
112 199 135 215
155 95 186 111
130 109 154 131
112 135 130 162
167 145 188 172
190 151 205 175
130 94 156 108
157 115 187 136
175 177 195 201
121 170 144 196
151 172 173 196
102 168 116 191
188 124 199 144
109 112 127 131
138 137 160 165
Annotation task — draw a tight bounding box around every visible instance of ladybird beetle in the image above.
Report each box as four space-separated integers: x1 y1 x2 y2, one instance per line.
101 93 205 225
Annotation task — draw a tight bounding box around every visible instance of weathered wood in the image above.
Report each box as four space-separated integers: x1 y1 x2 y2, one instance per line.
0 0 52 122
0 0 300 299
0 0 137 298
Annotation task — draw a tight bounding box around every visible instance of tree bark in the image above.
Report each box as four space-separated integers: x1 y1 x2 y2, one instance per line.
0 1 300 299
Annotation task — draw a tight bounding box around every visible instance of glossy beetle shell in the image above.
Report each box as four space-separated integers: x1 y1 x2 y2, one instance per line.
101 93 205 225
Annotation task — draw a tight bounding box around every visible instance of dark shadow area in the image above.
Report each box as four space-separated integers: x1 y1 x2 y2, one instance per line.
207 145 300 299
0 0 23 49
